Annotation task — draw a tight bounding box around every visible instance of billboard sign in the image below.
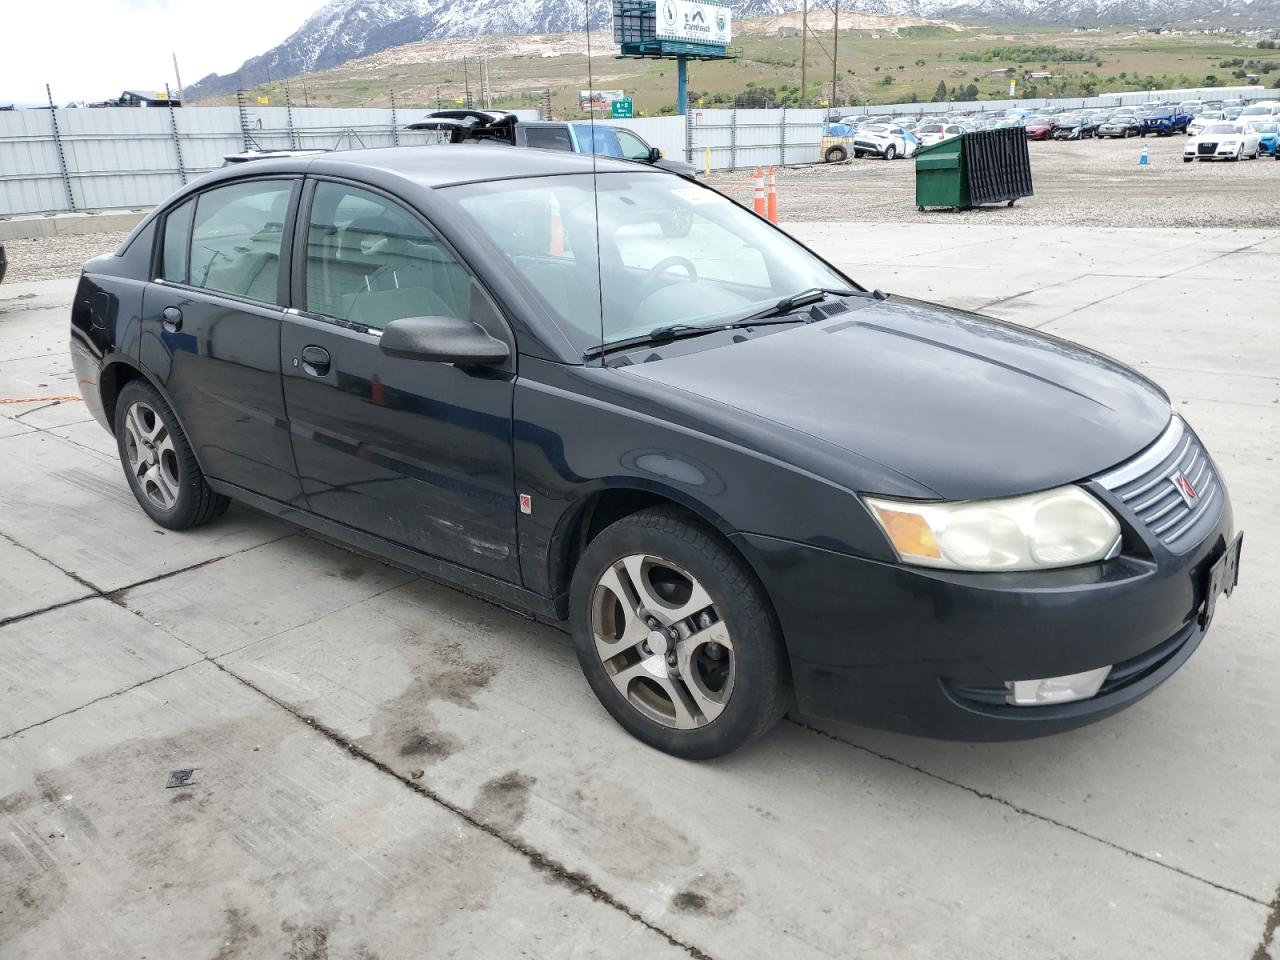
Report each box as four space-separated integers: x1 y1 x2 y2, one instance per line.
580 89 625 111
656 0 731 47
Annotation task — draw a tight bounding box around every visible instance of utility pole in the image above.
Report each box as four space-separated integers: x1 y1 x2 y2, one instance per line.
831 1 839 108
463 57 472 108
800 0 808 106
172 52 185 103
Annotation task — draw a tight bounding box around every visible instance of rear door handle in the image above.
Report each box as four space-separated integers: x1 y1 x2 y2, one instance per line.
162 306 183 333
300 345 331 377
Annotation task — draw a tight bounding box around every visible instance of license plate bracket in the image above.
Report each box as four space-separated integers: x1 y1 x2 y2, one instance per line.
1201 532 1243 630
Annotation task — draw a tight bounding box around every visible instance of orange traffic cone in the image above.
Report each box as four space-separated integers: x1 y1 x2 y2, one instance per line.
766 165 778 224
548 195 564 256
753 167 766 216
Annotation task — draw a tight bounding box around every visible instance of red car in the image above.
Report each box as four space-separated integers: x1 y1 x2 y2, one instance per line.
1025 119 1056 141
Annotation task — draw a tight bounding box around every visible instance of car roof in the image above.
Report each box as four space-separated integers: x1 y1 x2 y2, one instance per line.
193 144 650 191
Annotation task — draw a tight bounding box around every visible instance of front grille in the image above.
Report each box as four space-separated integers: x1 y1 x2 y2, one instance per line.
1095 416 1220 550
1198 142 1218 155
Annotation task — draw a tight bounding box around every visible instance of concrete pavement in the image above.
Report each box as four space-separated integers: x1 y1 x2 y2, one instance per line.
2 224 1278 959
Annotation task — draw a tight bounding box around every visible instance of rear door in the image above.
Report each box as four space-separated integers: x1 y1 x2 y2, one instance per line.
280 178 519 580
141 177 303 504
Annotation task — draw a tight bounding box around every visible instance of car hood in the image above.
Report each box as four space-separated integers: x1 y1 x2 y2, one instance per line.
621 296 1171 501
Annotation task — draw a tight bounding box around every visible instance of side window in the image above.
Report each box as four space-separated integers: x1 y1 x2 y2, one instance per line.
160 198 194 283
189 180 293 303
524 126 574 151
305 182 470 331
616 130 651 161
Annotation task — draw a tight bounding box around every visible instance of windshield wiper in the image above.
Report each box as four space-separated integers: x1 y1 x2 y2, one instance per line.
727 287 860 327
582 288 864 361
583 323 724 360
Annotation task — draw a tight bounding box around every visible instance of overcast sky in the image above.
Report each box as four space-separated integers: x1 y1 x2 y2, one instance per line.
2 0 324 104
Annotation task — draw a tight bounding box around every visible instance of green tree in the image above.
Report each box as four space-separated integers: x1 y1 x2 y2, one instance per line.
932 80 948 102
915 59 927 67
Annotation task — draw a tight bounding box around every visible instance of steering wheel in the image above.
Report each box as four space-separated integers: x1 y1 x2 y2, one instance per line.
636 256 699 306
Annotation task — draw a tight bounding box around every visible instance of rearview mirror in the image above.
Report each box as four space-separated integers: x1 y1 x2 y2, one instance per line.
379 316 510 366
648 146 663 162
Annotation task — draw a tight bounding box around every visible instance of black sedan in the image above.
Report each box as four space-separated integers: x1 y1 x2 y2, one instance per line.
69 147 1242 758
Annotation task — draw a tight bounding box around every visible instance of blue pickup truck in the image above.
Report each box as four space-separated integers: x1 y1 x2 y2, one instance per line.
1140 109 1193 137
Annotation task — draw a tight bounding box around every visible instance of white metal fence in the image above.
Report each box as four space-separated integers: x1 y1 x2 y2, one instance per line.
2 85 1272 216
0 106 536 217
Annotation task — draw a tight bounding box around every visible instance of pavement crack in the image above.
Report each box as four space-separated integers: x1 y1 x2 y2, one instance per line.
0 529 104 595
1253 886 1280 960
787 718 1270 909
0 593 96 629
0 659 201 741
209 657 718 960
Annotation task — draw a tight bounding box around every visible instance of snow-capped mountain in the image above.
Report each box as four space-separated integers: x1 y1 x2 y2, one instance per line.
184 0 1277 101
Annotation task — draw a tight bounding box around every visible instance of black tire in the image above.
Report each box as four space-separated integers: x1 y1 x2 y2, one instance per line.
1184 157 1193 163
568 507 791 759
114 379 229 530
824 145 848 163
884 145 897 161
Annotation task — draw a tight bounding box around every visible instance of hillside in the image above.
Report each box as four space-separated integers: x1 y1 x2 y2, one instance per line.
200 18 1280 115
184 0 1280 101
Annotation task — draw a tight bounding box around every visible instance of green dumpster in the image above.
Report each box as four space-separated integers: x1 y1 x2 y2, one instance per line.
914 137 968 211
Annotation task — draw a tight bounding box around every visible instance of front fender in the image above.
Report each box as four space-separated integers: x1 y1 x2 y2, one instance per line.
512 359 908 603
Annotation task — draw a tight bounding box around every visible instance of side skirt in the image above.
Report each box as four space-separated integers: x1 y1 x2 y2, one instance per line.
208 479 561 624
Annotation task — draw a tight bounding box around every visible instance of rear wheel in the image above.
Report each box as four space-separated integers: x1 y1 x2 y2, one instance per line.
569 507 790 759
114 380 229 530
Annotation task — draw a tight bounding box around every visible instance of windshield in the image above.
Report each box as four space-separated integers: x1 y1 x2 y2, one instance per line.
1204 124 1240 135
445 172 852 356
1241 106 1271 116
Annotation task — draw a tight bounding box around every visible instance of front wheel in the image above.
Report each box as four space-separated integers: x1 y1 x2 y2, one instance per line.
569 508 791 759
884 144 897 161
114 380 229 530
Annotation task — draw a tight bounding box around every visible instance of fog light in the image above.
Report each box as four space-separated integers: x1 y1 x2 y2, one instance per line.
1005 666 1111 706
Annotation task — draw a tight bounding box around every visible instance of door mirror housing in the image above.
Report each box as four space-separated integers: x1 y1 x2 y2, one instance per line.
648 146 663 162
379 316 510 366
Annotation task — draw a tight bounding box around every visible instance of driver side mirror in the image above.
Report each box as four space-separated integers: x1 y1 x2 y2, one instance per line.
379 315 510 366
648 146 663 162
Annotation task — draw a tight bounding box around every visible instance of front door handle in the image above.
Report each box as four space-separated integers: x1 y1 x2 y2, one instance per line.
300 344 331 377
162 306 183 333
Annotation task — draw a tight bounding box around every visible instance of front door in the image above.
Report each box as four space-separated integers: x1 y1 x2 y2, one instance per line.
280 179 519 580
140 177 303 504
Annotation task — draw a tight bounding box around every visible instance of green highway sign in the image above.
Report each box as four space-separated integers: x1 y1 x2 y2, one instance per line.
611 98 634 119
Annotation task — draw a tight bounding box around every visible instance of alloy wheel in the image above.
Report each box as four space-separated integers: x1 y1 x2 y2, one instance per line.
591 554 735 730
122 400 180 511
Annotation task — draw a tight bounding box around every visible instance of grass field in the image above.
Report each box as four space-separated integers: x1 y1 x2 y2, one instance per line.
210 20 1280 116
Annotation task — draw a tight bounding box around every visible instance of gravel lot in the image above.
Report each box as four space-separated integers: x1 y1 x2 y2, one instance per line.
2 134 1275 280
1 230 132 283
707 134 1280 227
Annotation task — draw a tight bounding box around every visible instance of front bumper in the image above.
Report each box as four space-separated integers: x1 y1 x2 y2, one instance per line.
734 489 1234 741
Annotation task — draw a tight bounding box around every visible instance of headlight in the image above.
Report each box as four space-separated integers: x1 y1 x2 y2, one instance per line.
864 486 1121 572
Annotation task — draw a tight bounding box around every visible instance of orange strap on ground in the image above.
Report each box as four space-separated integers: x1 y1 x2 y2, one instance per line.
0 395 83 404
